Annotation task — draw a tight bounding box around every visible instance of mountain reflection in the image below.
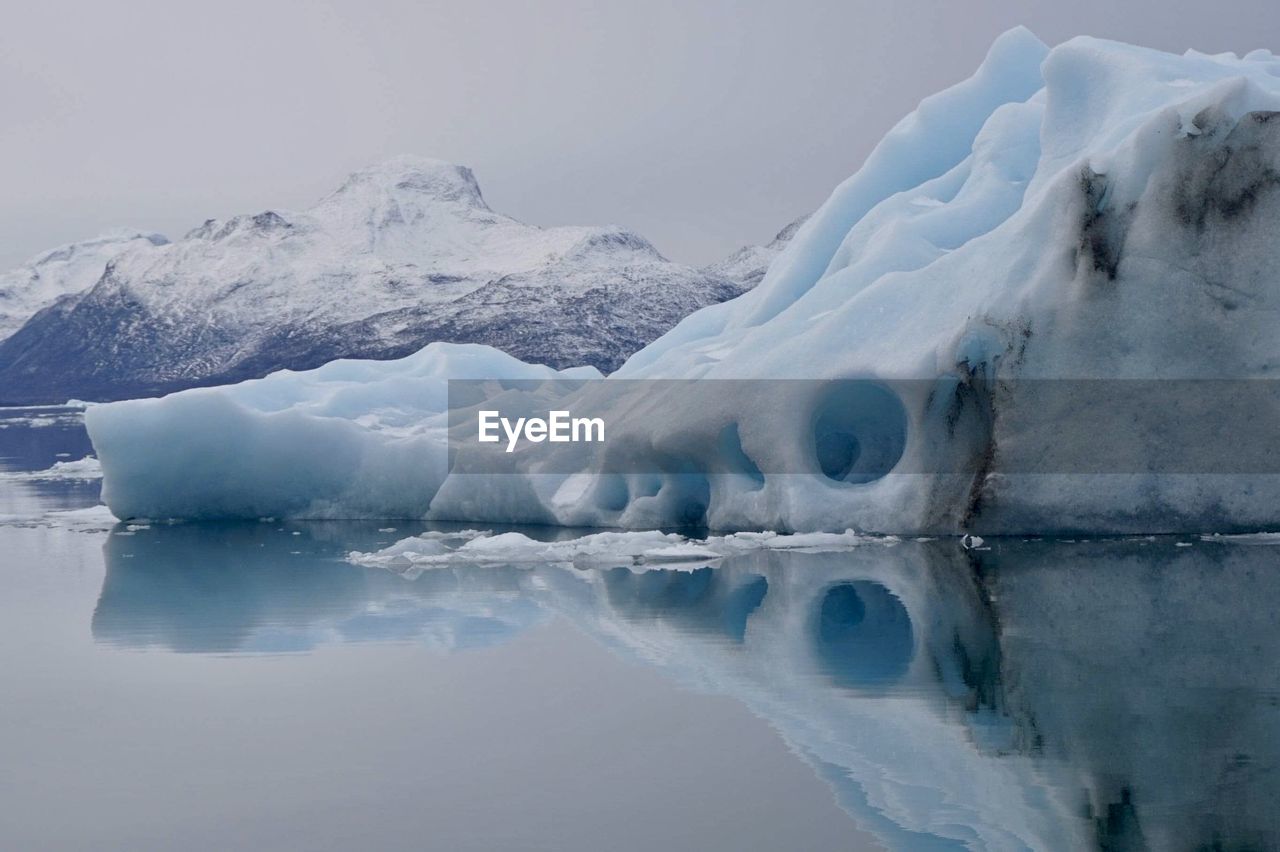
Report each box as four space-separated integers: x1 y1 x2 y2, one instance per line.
93 524 1280 851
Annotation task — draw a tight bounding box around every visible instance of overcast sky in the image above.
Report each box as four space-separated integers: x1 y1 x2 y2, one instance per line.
3 0 1278 270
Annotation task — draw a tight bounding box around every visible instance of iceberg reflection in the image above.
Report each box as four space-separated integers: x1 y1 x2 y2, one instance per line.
93 525 1280 851
93 521 550 654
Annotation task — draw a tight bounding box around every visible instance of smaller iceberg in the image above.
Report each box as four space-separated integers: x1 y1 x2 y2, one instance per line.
87 344 597 520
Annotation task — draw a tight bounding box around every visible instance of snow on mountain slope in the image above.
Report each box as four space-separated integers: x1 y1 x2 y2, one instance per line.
0 229 168 340
87 29 1280 533
701 214 809 289
0 157 741 403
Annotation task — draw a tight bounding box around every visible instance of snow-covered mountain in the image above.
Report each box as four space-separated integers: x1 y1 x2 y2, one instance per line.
701 214 808 289
0 229 168 340
0 157 743 403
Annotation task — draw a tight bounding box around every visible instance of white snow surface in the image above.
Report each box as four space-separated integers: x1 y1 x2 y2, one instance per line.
118 158 666 324
87 30 1280 533
0 229 168 339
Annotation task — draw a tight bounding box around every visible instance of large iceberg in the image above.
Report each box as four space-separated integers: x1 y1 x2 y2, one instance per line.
87 29 1280 533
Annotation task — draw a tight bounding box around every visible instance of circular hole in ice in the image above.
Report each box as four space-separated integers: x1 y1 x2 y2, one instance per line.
811 380 907 483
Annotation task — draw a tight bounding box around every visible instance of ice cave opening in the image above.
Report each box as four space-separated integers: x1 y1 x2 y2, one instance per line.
810 381 908 484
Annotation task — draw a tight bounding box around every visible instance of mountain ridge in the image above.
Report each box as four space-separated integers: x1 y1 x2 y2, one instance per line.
0 156 778 403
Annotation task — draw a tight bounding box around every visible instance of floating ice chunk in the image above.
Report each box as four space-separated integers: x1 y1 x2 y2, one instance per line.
0 457 102 482
347 527 896 571
640 544 724 563
40 505 119 532
759 530 895 550
1200 532 1280 545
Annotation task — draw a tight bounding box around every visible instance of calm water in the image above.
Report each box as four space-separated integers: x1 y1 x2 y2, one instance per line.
2 408 1279 851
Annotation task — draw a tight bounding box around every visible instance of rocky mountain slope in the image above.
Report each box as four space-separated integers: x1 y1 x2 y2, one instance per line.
0 230 168 340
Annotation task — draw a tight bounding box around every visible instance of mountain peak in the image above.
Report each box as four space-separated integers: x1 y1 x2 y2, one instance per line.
325 156 488 209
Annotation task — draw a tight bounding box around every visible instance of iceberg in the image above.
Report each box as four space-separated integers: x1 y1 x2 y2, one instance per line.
88 343 598 520
87 29 1280 533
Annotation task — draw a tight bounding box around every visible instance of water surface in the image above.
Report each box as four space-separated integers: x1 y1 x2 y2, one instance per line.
2 408 1278 851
